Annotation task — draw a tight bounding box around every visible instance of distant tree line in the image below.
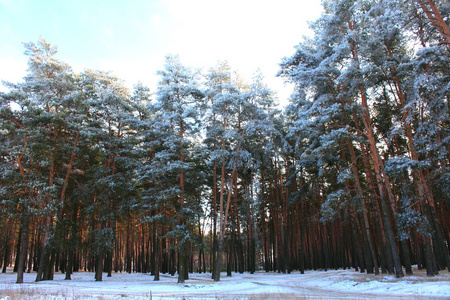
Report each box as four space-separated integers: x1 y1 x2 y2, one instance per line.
1 0 449 284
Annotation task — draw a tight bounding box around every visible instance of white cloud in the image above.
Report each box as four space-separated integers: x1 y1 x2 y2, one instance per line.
158 0 322 104
151 14 162 27
0 54 27 91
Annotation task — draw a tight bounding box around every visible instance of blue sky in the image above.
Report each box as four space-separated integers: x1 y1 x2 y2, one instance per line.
0 0 323 102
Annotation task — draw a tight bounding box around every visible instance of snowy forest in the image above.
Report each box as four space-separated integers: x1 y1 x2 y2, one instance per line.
0 0 449 287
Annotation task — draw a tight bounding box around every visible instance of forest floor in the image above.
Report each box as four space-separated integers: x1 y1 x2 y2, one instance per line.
0 266 449 299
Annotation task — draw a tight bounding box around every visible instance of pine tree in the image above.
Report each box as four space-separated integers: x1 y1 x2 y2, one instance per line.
0 38 83 283
149 55 204 283
77 69 138 281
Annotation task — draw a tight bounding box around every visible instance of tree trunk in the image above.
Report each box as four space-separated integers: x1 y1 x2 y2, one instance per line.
154 225 160 281
13 227 21 273
126 217 132 273
35 232 51 282
213 124 227 282
345 139 380 275
16 214 30 284
65 199 79 280
2 239 10 273
95 250 104 281
177 252 188 283
211 159 218 277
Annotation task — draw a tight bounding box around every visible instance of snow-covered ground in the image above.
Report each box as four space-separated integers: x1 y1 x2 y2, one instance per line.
1 266 449 299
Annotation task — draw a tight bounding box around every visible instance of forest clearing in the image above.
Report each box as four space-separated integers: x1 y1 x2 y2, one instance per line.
1 267 449 299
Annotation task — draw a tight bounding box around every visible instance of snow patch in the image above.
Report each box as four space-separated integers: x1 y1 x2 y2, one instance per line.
1 267 449 299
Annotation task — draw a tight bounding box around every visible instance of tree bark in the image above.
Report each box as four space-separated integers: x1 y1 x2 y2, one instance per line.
417 0 450 46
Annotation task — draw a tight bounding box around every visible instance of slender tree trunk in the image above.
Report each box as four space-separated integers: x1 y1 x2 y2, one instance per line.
154 224 160 281
65 199 78 280
400 239 413 275
211 160 218 277
95 250 104 281
423 233 438 276
214 170 236 281
65 249 74 280
177 251 188 283
45 249 56 280
198 214 204 273
247 181 256 274
213 111 228 282
126 217 131 273
15 136 30 283
298 200 306 274
232 180 244 274
344 139 380 275
16 214 30 284
13 228 21 273
36 125 58 282
60 130 80 279
2 237 10 273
